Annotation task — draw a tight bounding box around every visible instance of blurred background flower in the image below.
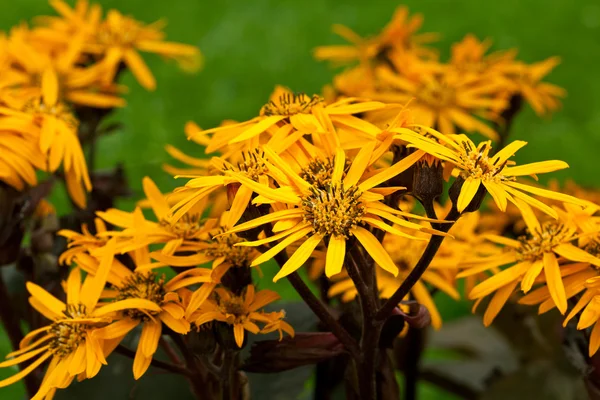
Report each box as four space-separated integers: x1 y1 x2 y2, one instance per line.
0 0 599 399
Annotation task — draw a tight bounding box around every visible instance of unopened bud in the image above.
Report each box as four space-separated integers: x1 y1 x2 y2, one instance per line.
188 324 217 355
412 157 443 203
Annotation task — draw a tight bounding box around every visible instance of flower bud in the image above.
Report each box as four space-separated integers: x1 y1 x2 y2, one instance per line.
188 324 217 355
412 156 443 204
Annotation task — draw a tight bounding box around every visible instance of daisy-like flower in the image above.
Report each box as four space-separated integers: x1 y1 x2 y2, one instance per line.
448 34 517 81
75 248 211 379
504 57 566 116
0 244 161 398
459 203 600 324
0 97 91 208
89 9 201 91
188 285 293 348
58 218 111 265
329 230 459 329
7 26 125 109
369 65 506 139
225 144 446 281
32 0 102 44
98 176 214 259
187 86 387 157
393 126 589 217
169 149 284 227
98 177 259 276
314 6 437 66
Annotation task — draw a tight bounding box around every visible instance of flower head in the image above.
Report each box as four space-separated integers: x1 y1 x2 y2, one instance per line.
460 204 600 324
188 285 293 348
225 144 447 281
394 126 589 217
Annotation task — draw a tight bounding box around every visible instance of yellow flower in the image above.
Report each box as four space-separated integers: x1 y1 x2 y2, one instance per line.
98 177 259 277
58 218 113 265
329 231 459 329
88 9 201 90
169 149 281 227
98 176 214 258
225 144 446 281
394 127 589 217
449 34 517 81
7 25 125 109
520 262 600 356
369 65 506 139
314 6 437 66
77 249 206 380
504 57 566 115
0 244 160 398
0 97 92 208
32 0 102 46
187 86 386 157
460 204 600 324
188 285 293 348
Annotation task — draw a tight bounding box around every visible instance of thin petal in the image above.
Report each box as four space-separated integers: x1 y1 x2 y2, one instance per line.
352 226 398 276
273 234 323 282
543 252 567 314
325 236 346 277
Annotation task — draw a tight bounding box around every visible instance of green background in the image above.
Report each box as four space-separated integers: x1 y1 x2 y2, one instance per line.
1 0 599 398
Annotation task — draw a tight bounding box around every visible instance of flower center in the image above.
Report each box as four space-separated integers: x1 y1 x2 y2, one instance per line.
222 149 269 181
220 296 247 317
117 272 166 320
302 184 365 238
49 304 89 358
417 81 455 110
517 222 572 261
24 98 78 128
203 231 253 268
160 214 204 239
300 157 349 189
261 92 323 116
97 16 141 48
458 141 510 182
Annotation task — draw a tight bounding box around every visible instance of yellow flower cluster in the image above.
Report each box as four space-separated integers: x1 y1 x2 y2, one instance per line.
0 0 200 207
315 7 565 139
3 4 600 399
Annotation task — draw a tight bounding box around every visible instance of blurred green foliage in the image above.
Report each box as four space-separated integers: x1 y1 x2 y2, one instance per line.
0 0 599 398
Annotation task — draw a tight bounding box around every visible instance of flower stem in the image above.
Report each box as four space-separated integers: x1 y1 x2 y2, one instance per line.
115 344 189 376
168 331 214 400
273 252 361 359
220 350 236 400
375 207 460 321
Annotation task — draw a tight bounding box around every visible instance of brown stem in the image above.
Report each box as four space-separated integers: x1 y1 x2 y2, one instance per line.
220 351 236 400
115 345 189 376
348 240 382 400
0 272 39 397
273 252 361 359
403 327 426 400
375 207 460 321
358 321 383 400
168 331 212 400
346 244 376 317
